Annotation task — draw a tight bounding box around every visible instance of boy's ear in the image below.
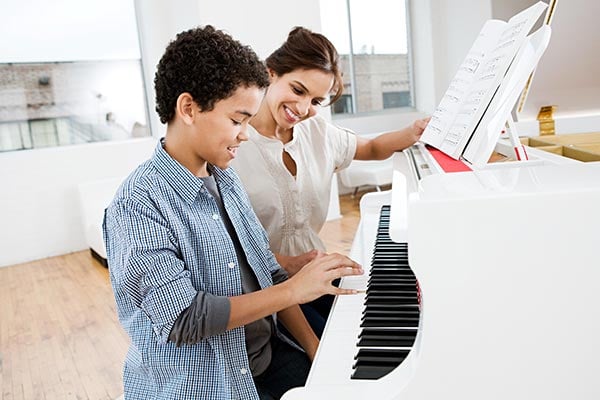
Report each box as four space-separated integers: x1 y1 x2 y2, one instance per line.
176 93 196 125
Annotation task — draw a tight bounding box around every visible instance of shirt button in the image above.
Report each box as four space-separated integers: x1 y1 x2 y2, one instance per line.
212 214 219 220
228 262 235 269
240 367 248 375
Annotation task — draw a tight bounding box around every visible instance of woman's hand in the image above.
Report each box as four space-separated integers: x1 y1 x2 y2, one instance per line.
407 116 431 144
276 249 323 276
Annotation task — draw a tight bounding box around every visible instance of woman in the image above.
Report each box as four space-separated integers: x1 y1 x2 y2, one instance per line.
232 27 428 335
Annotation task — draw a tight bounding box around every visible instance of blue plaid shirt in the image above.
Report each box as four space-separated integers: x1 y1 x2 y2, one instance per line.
103 140 283 400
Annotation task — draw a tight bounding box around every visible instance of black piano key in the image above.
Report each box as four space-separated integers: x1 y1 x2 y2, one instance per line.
367 291 417 298
362 309 420 319
361 311 419 319
368 282 416 287
372 255 409 260
368 276 416 283
367 284 412 290
364 303 418 314
357 328 417 347
365 296 418 305
351 363 399 380
372 252 407 255
369 269 414 277
372 265 411 270
354 348 409 362
367 283 416 290
360 316 419 328
367 281 417 292
365 290 417 296
366 292 418 300
362 307 420 316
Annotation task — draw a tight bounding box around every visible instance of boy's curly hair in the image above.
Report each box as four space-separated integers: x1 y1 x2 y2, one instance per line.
154 25 269 124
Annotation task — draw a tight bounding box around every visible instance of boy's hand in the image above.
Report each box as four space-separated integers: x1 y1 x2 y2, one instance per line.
288 253 363 304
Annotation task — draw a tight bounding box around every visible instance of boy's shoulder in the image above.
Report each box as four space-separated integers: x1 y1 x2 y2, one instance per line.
113 159 160 204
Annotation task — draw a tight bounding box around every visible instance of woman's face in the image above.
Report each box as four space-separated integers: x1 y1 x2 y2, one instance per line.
266 68 335 129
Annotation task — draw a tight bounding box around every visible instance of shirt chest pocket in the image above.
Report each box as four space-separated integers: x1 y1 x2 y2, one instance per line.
180 203 243 297
196 230 243 297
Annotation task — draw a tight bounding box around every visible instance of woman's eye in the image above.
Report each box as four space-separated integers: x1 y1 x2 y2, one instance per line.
292 87 303 95
311 99 322 106
231 119 242 126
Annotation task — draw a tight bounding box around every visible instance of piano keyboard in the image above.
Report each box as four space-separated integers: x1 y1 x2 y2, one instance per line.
351 205 420 380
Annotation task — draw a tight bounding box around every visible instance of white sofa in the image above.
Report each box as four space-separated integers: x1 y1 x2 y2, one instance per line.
77 176 125 267
337 157 393 196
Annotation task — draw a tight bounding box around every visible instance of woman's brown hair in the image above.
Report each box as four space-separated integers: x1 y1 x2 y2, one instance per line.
265 27 344 105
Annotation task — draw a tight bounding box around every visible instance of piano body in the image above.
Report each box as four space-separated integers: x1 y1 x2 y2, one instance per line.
282 144 600 399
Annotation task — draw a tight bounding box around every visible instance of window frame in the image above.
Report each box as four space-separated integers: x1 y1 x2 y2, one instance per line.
329 0 417 121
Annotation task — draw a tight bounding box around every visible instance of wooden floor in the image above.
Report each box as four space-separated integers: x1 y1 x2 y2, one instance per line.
0 189 377 400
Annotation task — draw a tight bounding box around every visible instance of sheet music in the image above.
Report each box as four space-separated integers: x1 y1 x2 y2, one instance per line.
462 25 552 167
421 1 548 160
424 20 503 148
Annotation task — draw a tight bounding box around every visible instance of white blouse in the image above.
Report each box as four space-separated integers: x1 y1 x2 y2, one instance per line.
232 115 357 256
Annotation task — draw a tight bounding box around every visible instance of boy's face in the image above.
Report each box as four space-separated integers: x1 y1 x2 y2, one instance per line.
192 86 264 170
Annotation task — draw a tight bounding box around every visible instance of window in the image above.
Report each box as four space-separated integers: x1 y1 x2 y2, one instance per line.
383 90 411 109
333 94 354 114
319 0 413 116
0 0 150 152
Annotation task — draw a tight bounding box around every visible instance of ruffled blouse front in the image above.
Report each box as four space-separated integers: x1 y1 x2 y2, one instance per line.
232 115 357 256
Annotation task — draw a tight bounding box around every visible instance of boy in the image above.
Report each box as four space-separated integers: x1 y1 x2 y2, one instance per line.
103 26 362 400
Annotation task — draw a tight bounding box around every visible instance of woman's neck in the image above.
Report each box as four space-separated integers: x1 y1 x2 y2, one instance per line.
250 105 293 144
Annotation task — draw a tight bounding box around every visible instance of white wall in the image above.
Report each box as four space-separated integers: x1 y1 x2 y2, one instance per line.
195 0 322 60
0 0 496 267
428 0 493 103
0 138 155 267
492 0 600 121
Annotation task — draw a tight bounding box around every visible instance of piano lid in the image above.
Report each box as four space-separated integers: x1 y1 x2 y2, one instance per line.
415 162 600 201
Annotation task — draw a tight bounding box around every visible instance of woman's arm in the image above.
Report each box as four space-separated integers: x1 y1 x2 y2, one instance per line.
274 249 322 276
354 117 430 160
278 305 319 361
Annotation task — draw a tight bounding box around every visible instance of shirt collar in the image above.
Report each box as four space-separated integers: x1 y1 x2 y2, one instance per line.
151 139 236 205
248 123 299 149
210 164 236 193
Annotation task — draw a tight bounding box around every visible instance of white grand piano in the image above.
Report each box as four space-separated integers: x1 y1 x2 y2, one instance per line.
283 140 600 399
283 2 600 397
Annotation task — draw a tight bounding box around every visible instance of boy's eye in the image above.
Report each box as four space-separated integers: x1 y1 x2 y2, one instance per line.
231 119 242 126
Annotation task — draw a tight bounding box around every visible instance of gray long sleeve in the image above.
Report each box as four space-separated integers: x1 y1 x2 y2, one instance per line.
272 267 288 285
168 291 230 346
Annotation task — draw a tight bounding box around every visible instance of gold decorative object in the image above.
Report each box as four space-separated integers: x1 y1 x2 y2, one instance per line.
537 105 557 135
544 0 558 25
